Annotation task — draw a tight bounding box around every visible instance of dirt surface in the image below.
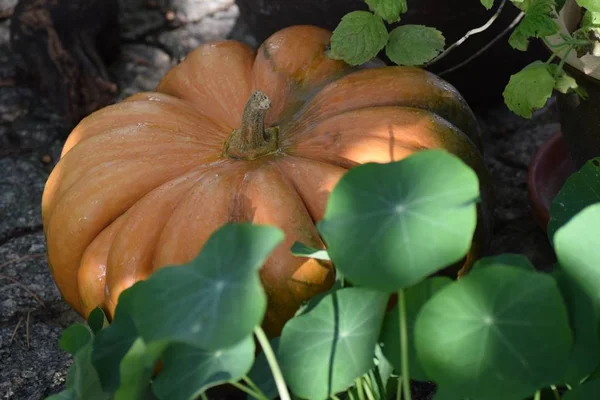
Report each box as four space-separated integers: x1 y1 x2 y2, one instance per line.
0 0 558 398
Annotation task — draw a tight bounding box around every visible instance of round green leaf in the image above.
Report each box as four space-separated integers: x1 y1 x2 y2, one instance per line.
563 380 600 400
114 339 165 400
87 307 108 334
415 265 572 400
380 277 452 381
386 25 445 66
328 11 389 66
577 0 600 13
153 336 255 400
553 269 599 384
503 61 555 118
132 223 283 350
318 150 480 292
278 287 388 400
555 204 600 307
548 158 600 241
473 254 535 271
59 324 93 355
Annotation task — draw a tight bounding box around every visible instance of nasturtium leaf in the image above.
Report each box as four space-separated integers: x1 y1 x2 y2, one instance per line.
473 253 535 271
328 11 389 66
132 223 283 350
46 389 76 400
278 287 388 400
386 25 445 66
68 343 112 400
563 380 600 400
415 265 572 400
153 336 255 400
290 242 330 261
59 324 93 355
380 277 452 381
481 0 495 10
553 269 599 384
365 0 407 23
555 204 600 307
577 0 600 13
548 158 600 240
508 0 559 51
87 307 108 334
503 61 555 118
318 150 479 292
114 339 166 400
92 285 140 392
246 337 281 400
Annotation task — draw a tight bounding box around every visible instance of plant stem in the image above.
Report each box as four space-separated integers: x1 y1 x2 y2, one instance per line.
229 381 263 399
398 289 412 400
534 390 541 400
551 385 561 400
356 378 366 400
254 326 291 400
396 377 402 400
244 376 269 400
362 377 376 400
200 393 208 400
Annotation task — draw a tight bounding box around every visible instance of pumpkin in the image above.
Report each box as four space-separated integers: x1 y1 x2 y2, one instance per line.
42 25 493 336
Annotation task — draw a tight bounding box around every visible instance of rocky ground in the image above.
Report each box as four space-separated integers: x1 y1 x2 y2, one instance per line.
0 0 558 399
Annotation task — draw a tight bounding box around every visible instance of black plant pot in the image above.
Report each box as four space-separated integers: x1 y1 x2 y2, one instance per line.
235 0 547 109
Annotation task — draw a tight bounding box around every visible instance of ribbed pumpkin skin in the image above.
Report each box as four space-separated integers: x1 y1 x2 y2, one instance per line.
42 25 492 336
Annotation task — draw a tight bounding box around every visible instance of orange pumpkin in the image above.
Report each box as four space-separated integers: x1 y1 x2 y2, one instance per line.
42 25 493 336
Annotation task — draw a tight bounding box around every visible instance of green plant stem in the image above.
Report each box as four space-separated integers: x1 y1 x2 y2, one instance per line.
244 376 269 400
331 395 342 400
254 326 291 400
356 378 366 400
201 394 208 400
362 377 376 400
534 390 541 400
229 381 263 399
396 377 402 400
398 290 412 400
554 44 575 79
551 385 561 400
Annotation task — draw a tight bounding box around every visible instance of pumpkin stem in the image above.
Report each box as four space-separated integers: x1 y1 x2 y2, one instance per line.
224 90 279 160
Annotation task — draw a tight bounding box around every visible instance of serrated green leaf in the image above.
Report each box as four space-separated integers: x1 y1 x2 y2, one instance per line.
503 61 556 118
153 336 255 400
481 0 495 10
132 223 282 350
563 380 600 399
553 268 599 384
380 277 452 381
415 265 572 400
318 150 479 292
92 286 140 392
59 324 93 355
509 0 559 51
550 65 580 94
555 204 600 307
279 287 388 399
386 25 445 66
548 158 600 240
88 307 108 334
577 0 600 13
473 253 536 270
290 242 330 261
329 11 389 66
365 0 407 23
115 338 166 400
246 338 281 400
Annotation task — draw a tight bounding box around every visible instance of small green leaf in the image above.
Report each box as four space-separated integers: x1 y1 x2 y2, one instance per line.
279 287 388 399
329 11 389 66
154 336 255 400
577 0 600 13
246 337 281 400
548 158 600 240
549 65 580 94
553 268 599 384
415 265 572 400
508 0 559 51
318 150 479 292
386 25 445 66
555 204 600 307
290 242 330 261
59 324 93 355
481 0 495 10
87 307 108 334
365 0 407 23
380 277 452 381
132 223 283 350
503 61 556 118
563 380 600 400
92 286 139 392
46 389 75 400
68 343 112 400
115 339 166 400
473 253 536 270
